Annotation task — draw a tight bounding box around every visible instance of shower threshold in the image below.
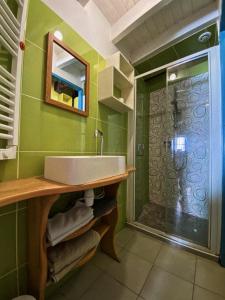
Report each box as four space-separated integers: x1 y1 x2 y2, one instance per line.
137 202 208 247
128 220 218 259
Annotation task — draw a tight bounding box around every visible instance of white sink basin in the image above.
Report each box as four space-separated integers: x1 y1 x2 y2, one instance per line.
44 155 126 185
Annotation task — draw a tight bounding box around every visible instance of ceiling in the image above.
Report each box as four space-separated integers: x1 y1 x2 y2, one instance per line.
116 0 218 63
93 0 141 24
135 24 218 74
76 0 219 65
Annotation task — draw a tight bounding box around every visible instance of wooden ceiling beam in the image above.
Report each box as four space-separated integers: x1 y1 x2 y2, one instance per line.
130 2 219 65
111 0 173 44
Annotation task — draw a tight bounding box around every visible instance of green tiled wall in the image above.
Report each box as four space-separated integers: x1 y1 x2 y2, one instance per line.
0 0 128 298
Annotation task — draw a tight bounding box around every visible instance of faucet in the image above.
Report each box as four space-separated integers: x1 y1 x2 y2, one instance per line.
95 129 104 156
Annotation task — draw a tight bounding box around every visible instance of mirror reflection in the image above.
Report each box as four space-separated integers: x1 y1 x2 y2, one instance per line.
46 33 89 116
52 42 86 111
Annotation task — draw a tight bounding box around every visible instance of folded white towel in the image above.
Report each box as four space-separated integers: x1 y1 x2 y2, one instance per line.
47 201 94 246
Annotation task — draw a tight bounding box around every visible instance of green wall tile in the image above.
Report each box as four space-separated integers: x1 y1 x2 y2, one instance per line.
116 202 126 233
20 95 97 152
53 22 94 58
0 157 18 182
22 40 45 100
0 213 16 277
82 49 99 85
18 200 28 210
19 151 96 178
26 0 62 50
0 204 16 216
89 82 98 118
18 265 28 295
18 209 27 265
98 104 128 129
97 121 127 154
98 55 106 73
0 271 18 300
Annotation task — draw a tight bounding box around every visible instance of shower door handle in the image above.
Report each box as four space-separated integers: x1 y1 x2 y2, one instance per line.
137 144 144 156
164 138 172 152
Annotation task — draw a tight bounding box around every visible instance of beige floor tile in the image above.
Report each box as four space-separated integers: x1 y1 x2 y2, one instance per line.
125 231 162 263
105 249 152 294
155 245 196 282
79 273 137 300
195 258 225 297
193 286 225 300
91 248 123 271
141 266 193 300
60 263 102 299
115 227 135 248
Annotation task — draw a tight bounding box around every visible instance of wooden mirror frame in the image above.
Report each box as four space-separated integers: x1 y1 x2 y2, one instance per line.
45 33 90 117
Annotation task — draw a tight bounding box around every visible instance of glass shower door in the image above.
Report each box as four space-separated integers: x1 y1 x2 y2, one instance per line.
165 55 210 247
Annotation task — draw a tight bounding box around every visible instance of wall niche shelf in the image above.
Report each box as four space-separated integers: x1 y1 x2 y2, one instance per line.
0 168 134 300
98 52 134 113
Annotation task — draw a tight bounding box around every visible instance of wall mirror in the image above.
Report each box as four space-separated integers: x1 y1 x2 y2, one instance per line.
45 33 90 117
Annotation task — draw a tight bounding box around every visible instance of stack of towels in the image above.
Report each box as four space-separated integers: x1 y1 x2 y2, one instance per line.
47 201 94 246
48 229 100 282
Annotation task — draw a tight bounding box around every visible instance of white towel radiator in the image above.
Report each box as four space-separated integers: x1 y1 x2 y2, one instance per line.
0 0 28 160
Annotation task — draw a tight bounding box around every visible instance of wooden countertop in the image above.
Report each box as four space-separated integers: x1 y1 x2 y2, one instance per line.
0 167 135 208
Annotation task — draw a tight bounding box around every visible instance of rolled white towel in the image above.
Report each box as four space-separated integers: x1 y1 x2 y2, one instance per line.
47 201 94 246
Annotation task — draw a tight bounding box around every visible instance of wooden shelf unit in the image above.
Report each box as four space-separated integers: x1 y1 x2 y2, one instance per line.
98 52 134 113
106 52 134 81
0 169 134 300
59 206 115 244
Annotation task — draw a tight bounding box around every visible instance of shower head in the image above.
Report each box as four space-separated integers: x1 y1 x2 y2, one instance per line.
198 32 212 43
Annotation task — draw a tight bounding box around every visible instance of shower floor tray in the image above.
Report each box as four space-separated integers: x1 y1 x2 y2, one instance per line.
137 202 208 247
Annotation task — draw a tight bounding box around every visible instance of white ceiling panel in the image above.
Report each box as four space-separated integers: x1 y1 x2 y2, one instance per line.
93 0 141 24
113 0 218 62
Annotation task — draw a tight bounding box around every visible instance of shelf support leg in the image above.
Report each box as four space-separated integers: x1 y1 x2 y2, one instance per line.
100 183 120 262
27 194 60 300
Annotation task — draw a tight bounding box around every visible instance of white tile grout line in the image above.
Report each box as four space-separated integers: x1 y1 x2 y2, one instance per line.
194 283 225 299
0 207 26 218
137 239 163 297
0 268 17 280
95 54 100 155
25 38 46 52
90 259 140 298
21 93 128 131
15 202 19 296
18 151 128 154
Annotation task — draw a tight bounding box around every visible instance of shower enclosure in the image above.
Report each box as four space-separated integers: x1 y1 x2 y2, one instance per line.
130 47 222 255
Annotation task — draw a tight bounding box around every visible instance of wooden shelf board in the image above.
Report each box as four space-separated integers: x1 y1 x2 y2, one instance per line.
60 218 98 244
47 207 115 247
47 224 110 286
47 247 97 286
94 222 110 238
113 66 133 89
120 55 134 77
76 247 97 268
99 96 133 113
0 170 134 208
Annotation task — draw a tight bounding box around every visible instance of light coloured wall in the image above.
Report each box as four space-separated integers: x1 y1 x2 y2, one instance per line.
42 0 118 58
0 1 127 298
